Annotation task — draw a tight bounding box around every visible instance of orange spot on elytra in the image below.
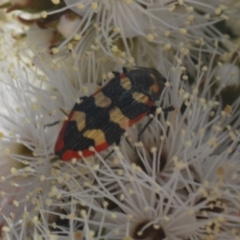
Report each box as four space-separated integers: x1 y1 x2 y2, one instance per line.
83 129 107 145
71 111 86 131
109 107 129 129
150 84 160 94
94 91 112 108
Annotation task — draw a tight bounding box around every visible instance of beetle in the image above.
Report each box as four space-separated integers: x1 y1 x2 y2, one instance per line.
54 67 168 161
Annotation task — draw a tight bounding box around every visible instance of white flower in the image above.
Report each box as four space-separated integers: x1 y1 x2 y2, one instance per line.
0 61 50 238
49 0 234 51
26 22 58 50
57 12 82 39
1 14 240 238
0 28 62 238
37 1 240 90
25 49 240 239
0 26 106 238
215 63 240 87
3 0 239 80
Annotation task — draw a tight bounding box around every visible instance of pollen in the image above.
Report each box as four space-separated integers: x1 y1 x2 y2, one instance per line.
111 45 122 57
151 146 157 153
217 167 225 177
93 164 100 171
73 66 79 71
165 81 171 87
185 140 192 147
223 105 232 115
193 88 198 94
117 169 123 176
226 147 232 154
153 224 160 229
199 187 208 197
107 71 114 79
124 237 133 240
74 34 81 40
52 48 59 54
163 31 170 38
91 2 98 10
156 107 162 115
168 4 176 11
0 176 5 182
180 129 186 137
158 136 164 142
13 200 19 207
81 210 87 219
111 213 117 219
229 131 236 141
0 132 4 139
2 226 10 233
163 215 170 221
163 43 171 50
41 11 48 18
178 0 184 5
146 34 154 42
45 199 52 206
179 28 187 34
174 159 187 169
119 193 125 201
40 175 45 181
215 7 222 15
208 137 218 148
74 231 83 240
166 121 171 126
11 167 18 176
88 146 95 151
51 0 60 4
77 3 84 9
114 27 121 33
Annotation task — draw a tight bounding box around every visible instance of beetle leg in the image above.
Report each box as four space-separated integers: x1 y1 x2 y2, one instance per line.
137 107 156 140
162 105 175 112
137 105 174 140
137 118 154 141
44 121 60 128
44 105 74 129
44 107 69 128
104 150 114 160
104 137 121 160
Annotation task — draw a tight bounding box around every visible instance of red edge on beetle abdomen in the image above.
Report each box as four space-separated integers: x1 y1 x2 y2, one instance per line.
61 141 109 161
